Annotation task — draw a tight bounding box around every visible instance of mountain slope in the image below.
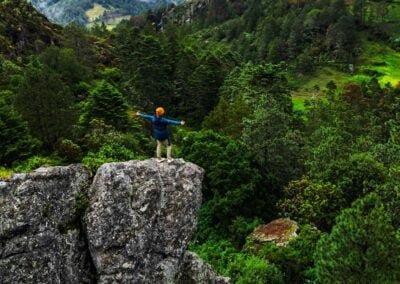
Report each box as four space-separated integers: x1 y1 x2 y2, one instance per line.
0 0 61 56
30 0 186 26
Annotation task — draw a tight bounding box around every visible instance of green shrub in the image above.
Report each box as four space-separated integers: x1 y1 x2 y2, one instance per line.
55 139 83 163
14 156 63 173
192 239 284 284
315 193 400 283
278 177 345 231
250 225 321 284
82 144 139 172
179 130 273 244
227 254 284 284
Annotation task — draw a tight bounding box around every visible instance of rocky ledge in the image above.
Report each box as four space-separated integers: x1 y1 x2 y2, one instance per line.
0 159 229 284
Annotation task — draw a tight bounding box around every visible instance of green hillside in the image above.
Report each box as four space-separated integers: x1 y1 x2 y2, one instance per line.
30 0 175 26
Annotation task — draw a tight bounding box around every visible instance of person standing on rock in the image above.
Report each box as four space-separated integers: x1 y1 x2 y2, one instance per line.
136 107 185 163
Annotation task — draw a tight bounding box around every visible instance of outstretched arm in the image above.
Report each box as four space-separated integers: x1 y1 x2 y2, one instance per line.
162 118 185 126
136 112 153 121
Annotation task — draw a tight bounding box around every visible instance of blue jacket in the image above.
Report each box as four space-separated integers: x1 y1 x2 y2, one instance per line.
139 114 181 141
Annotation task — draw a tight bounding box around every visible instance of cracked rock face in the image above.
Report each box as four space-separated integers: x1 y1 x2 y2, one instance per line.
0 165 94 284
0 159 229 283
85 158 204 283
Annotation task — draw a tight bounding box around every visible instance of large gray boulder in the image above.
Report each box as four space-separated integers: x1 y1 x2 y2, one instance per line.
85 158 206 283
0 165 94 283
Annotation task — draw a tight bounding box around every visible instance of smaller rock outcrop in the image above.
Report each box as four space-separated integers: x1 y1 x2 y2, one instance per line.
249 218 299 247
177 251 230 284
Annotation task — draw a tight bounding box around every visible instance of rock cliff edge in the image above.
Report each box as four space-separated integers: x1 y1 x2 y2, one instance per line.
0 159 229 284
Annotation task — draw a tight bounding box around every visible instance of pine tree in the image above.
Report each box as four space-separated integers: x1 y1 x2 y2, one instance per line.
16 58 76 150
81 80 129 130
123 33 173 111
243 0 263 31
315 193 400 283
0 93 38 166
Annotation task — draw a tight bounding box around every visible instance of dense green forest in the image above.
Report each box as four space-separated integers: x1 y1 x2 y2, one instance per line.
1 0 400 282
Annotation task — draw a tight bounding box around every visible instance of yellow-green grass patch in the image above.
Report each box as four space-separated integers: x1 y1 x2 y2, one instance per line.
358 39 400 86
86 3 108 22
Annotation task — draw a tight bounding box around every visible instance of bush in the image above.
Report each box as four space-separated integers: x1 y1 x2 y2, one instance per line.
227 254 284 284
334 153 387 204
249 225 321 284
0 95 39 166
55 139 83 163
278 177 345 231
315 193 400 283
179 130 274 244
14 156 63 173
192 239 284 284
82 144 140 172
82 119 151 155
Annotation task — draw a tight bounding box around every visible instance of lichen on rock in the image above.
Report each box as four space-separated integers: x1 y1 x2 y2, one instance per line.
0 164 94 283
249 218 299 247
85 158 205 283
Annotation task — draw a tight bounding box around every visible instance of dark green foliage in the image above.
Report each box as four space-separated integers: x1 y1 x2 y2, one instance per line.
82 144 137 172
207 0 233 25
204 63 293 139
81 119 151 172
378 166 400 228
73 191 90 219
315 193 400 283
0 94 39 166
39 46 90 94
121 32 173 110
279 177 345 231
14 156 63 173
0 56 22 91
179 130 275 244
0 0 60 56
114 23 236 124
242 95 304 189
332 153 387 204
61 25 101 68
55 139 83 163
200 0 359 62
249 225 322 284
16 58 76 149
202 95 251 139
80 80 129 130
192 239 284 284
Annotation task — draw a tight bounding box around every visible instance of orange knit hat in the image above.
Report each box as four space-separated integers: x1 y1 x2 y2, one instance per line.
155 107 165 117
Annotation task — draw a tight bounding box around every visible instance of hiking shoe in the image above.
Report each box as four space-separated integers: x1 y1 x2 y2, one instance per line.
157 158 166 163
167 158 174 164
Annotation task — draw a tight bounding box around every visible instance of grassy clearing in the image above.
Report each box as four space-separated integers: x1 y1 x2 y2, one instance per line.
86 4 108 23
358 40 400 86
290 66 350 110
